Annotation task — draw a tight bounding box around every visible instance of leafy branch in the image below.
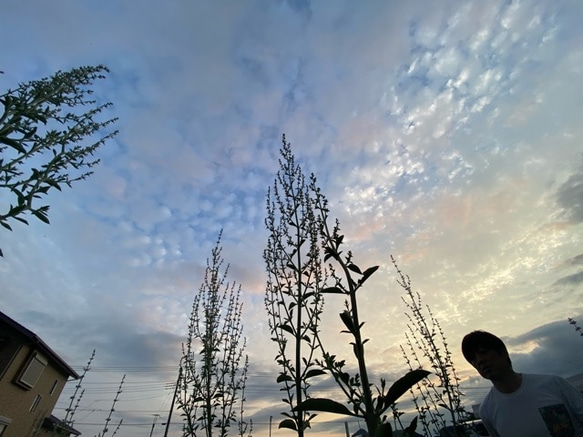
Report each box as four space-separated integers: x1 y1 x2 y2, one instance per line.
0 65 118 255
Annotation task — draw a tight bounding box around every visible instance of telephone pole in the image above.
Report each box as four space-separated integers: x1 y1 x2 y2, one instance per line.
149 414 159 437
163 367 182 437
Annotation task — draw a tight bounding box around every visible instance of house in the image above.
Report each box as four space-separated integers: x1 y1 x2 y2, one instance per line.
0 311 80 437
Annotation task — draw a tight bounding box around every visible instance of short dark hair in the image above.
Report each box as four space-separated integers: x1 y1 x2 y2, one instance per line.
461 330 510 364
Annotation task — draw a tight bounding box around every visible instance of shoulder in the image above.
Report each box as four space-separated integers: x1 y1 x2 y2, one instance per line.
479 388 495 412
522 373 576 392
523 373 568 384
523 373 554 379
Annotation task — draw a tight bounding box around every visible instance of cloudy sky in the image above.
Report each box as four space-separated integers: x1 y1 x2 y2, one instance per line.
2 0 583 436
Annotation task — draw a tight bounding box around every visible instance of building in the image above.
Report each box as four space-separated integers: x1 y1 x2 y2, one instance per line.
0 311 80 437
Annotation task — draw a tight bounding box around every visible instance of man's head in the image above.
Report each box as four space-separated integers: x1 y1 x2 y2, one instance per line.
462 331 512 380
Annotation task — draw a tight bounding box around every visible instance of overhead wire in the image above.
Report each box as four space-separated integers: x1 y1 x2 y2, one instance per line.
56 363 491 435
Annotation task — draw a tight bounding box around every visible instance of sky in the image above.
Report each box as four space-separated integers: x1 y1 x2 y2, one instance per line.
1 0 583 436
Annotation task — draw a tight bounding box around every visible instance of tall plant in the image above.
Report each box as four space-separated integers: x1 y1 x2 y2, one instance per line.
94 375 125 437
264 135 327 435
265 135 428 437
63 349 95 427
177 232 250 437
394 257 468 437
56 350 124 437
300 195 428 437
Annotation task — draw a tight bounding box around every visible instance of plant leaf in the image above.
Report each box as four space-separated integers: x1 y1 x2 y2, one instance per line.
1 222 12 231
33 209 50 224
0 136 26 153
294 398 356 416
339 310 354 334
305 369 326 379
374 422 393 437
277 374 293 383
278 419 297 431
347 263 362 274
404 416 418 435
360 265 379 284
321 286 344 294
382 369 430 409
279 323 295 335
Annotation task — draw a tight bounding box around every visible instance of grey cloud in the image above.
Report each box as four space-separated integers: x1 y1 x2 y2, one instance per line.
557 167 583 222
506 318 583 377
559 254 583 268
286 0 312 20
102 331 183 368
552 271 583 288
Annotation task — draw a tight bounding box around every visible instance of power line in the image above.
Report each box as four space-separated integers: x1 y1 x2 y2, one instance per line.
53 407 170 414
69 365 179 372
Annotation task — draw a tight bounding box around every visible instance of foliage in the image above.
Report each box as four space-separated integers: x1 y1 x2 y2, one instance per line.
0 65 118 256
265 135 429 437
394 257 469 437
264 134 327 435
177 232 251 437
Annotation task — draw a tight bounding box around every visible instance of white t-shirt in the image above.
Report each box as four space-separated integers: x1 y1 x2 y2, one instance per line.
479 373 583 437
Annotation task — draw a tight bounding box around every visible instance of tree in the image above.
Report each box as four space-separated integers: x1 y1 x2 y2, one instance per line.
265 136 428 437
0 65 118 256
394 257 469 437
264 135 327 435
177 232 251 437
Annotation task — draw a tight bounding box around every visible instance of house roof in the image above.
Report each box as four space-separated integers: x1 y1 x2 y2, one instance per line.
43 414 81 436
0 311 79 379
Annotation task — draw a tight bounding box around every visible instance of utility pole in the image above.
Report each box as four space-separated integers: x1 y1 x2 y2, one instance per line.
149 414 159 437
164 367 182 437
269 416 272 437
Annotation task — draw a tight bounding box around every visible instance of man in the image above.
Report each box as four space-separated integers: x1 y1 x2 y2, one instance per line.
461 330 583 437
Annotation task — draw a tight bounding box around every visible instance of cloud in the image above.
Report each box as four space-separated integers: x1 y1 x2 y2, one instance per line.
557 165 583 223
507 318 583 377
558 254 583 268
101 331 183 368
553 271 583 288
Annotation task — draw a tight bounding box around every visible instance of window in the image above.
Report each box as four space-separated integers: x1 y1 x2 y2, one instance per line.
29 395 42 413
49 379 59 395
0 415 12 436
17 353 47 389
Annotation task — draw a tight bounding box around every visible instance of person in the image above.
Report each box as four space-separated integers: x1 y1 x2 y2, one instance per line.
461 330 583 437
